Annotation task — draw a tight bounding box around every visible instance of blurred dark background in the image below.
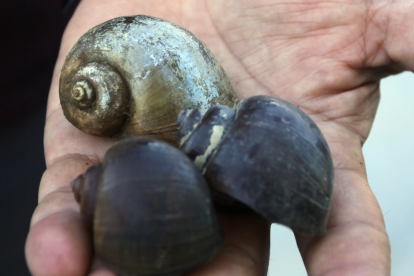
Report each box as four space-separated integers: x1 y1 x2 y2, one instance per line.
0 0 79 274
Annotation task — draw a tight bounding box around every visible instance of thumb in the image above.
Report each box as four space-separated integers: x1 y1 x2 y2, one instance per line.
374 0 414 72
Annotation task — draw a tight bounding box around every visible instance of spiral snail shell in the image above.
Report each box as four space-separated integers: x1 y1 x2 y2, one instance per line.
178 95 334 236
71 138 223 276
60 15 238 144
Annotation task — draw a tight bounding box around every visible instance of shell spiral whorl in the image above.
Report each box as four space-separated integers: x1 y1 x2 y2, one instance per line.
61 62 130 136
71 80 94 106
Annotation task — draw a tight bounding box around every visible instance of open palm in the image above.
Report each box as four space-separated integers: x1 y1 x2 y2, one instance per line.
26 0 414 275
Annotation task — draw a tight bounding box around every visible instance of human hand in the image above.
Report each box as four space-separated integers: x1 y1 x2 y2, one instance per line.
26 0 414 275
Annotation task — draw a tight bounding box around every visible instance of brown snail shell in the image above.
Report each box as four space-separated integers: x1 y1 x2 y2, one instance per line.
60 15 238 144
178 95 334 236
71 138 223 276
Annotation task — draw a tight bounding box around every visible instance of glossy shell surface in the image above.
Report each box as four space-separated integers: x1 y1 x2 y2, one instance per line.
178 95 334 236
73 138 223 276
60 15 238 144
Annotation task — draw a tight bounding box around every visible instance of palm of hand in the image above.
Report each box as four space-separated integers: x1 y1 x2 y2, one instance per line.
26 0 409 275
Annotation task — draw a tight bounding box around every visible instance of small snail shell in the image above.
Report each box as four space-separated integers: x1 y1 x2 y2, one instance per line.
71 138 223 276
60 15 238 144
178 95 334 236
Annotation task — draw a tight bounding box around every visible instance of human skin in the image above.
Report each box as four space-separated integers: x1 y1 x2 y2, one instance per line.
25 0 414 275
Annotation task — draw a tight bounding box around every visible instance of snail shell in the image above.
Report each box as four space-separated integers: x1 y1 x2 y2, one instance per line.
60 15 238 144
178 95 334 236
71 138 223 276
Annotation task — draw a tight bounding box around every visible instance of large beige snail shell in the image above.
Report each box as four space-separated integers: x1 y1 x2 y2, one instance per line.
60 15 238 144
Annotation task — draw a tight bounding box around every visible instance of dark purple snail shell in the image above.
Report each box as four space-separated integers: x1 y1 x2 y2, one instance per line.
178 95 334 236
71 138 223 276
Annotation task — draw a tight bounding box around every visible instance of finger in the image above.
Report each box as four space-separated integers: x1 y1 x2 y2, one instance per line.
26 156 94 276
44 108 114 167
295 137 390 276
25 203 91 276
30 76 114 276
373 0 414 72
185 212 270 276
